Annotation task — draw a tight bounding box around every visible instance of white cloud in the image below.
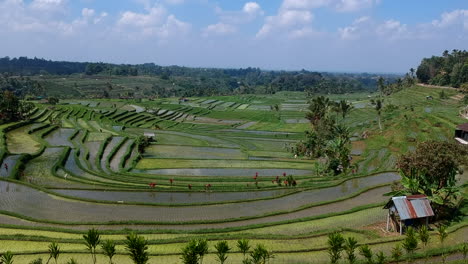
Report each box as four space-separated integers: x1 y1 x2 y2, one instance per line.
338 16 370 39
376 19 408 39
30 0 66 13
118 5 167 27
432 9 468 30
116 5 190 39
203 23 237 36
216 1 264 24
256 9 313 38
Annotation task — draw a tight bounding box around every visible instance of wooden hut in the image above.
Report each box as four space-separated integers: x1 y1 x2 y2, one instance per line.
455 123 468 145
384 195 434 235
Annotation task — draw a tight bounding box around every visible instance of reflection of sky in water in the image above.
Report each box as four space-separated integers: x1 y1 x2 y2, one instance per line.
53 173 399 205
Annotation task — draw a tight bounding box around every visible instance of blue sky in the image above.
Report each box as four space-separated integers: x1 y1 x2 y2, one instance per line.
1 0 467 73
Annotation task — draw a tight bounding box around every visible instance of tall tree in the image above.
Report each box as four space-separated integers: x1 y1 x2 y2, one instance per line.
83 228 101 264
237 239 251 263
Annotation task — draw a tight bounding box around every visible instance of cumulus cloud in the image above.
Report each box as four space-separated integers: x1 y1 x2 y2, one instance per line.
339 17 410 41
256 9 313 38
432 9 468 30
116 5 190 39
0 0 91 35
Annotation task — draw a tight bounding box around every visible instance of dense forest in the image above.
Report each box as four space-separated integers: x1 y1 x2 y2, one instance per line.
0 57 401 98
416 49 468 89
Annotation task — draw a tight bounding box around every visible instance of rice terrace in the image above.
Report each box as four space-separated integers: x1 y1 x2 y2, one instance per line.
0 1 468 263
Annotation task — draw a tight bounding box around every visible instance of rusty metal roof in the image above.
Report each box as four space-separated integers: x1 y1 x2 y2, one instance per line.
384 195 434 220
456 123 468 132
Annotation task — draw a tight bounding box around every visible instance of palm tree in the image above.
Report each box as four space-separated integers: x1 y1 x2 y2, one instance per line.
47 242 60 264
125 233 149 264
101 240 116 264
0 251 14 264
250 244 273 264
83 228 101 264
418 226 430 263
359 245 373 264
306 96 331 127
343 237 358 264
437 225 448 264
327 232 345 264
402 227 418 263
237 239 251 262
195 239 209 264
391 244 403 264
371 98 383 130
214 240 231 264
335 100 353 120
181 240 199 264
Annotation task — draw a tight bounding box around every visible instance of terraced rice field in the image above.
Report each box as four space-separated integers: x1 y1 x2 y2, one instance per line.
0 86 467 263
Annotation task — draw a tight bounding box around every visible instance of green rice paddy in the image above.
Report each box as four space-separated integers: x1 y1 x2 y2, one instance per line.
0 85 466 263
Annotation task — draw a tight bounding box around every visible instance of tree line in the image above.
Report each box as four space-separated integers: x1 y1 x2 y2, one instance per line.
416 49 468 89
0 57 404 98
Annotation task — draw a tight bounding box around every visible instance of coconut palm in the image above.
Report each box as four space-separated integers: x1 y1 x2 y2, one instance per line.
249 244 273 264
83 228 101 264
343 237 358 264
181 240 199 264
101 240 116 264
47 242 60 264
1 251 14 264
372 98 384 130
214 240 231 264
195 239 209 264
125 233 149 264
237 239 251 262
335 100 353 120
306 96 331 126
327 232 345 264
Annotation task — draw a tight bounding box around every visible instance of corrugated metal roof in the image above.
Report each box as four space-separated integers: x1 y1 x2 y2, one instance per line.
386 195 434 220
456 123 468 132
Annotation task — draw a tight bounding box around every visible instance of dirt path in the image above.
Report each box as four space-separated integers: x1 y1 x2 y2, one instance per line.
418 83 460 90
